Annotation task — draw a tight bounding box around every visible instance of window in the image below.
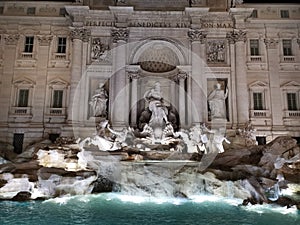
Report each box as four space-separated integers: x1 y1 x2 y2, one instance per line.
18 89 29 107
57 37 67 54
0 7 4 15
253 92 263 110
250 39 259 56
52 90 63 108
287 93 298 111
283 40 292 56
27 7 36 15
252 10 257 18
280 10 289 18
24 36 34 53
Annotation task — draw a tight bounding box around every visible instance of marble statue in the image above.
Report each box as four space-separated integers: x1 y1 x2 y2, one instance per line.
143 82 169 141
207 83 228 119
89 84 108 117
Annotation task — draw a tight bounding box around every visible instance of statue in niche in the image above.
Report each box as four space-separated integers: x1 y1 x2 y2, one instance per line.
207 83 228 119
89 83 108 117
144 81 169 127
91 38 109 62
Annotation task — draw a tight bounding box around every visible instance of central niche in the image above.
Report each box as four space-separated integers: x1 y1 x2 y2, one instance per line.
138 44 179 73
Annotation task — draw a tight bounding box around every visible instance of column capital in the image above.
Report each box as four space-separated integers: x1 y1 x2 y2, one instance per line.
126 66 140 79
172 70 188 82
37 35 53 46
188 29 207 43
4 34 20 45
226 29 246 44
70 27 91 42
111 28 129 43
264 38 279 49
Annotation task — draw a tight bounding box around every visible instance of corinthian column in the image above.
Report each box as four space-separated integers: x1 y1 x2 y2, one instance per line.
227 29 249 126
264 38 283 129
68 27 90 123
188 29 207 125
110 28 129 128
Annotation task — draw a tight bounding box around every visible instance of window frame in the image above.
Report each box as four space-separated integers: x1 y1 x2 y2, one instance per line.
250 39 259 56
282 39 292 56
57 37 67 54
253 92 264 110
280 10 289 19
24 36 34 53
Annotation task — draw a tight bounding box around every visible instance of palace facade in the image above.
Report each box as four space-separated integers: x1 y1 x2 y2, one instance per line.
0 0 299 153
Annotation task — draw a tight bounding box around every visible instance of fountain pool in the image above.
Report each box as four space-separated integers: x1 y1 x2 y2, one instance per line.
1 193 299 225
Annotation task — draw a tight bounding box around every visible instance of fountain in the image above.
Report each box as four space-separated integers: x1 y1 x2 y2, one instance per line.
0 82 299 211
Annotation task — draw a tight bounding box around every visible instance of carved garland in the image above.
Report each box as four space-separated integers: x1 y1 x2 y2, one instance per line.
264 38 279 49
4 34 20 45
37 35 53 46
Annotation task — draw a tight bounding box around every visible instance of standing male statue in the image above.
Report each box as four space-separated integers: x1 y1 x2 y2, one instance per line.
207 83 228 119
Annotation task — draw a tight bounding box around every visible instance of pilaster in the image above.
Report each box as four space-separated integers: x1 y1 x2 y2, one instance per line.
188 29 207 125
110 27 129 128
264 38 283 129
226 29 249 126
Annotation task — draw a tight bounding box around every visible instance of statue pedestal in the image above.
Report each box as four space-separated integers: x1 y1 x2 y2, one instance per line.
210 118 227 130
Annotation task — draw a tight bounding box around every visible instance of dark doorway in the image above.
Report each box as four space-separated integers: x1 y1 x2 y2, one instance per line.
256 136 266 145
13 133 24 154
49 133 60 143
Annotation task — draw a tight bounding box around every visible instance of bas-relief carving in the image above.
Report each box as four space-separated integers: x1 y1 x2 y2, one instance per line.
91 38 111 63
207 40 226 63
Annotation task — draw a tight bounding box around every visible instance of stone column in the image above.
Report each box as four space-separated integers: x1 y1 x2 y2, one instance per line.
264 38 283 129
188 29 207 125
68 27 90 124
127 68 139 127
110 28 129 128
0 34 19 124
227 30 249 126
175 71 188 127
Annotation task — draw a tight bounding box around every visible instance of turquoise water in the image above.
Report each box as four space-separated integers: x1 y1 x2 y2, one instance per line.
1 194 299 225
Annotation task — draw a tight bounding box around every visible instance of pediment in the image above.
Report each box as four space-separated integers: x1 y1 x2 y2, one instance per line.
48 78 69 87
249 81 268 88
13 77 36 86
281 81 300 89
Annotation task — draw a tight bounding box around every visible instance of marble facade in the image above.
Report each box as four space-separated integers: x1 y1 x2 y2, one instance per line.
0 0 299 151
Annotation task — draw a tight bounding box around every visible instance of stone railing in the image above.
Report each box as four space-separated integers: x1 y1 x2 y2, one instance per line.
11 107 32 115
284 110 300 118
250 110 270 118
48 107 66 116
249 56 262 62
21 52 33 59
55 53 67 60
282 56 295 62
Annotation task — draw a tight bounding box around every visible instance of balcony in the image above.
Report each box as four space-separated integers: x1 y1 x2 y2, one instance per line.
21 52 33 59
284 110 300 118
282 56 295 62
47 107 66 116
250 110 270 118
10 107 32 116
55 53 66 60
249 56 262 62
